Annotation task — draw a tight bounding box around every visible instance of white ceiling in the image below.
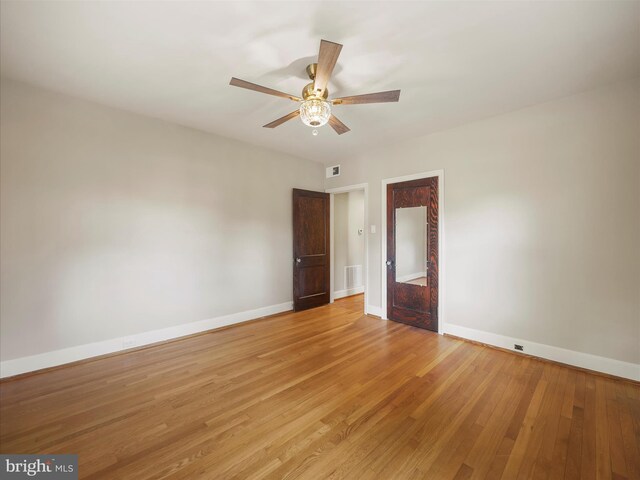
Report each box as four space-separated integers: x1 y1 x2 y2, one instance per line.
1 1 639 164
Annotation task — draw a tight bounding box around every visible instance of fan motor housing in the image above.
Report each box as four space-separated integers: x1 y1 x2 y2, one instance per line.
302 82 328 100
302 63 329 100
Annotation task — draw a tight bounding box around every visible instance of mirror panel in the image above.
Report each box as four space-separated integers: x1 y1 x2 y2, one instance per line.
395 206 427 285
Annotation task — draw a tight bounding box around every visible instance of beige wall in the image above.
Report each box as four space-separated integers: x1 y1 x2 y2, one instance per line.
326 78 640 365
0 78 324 362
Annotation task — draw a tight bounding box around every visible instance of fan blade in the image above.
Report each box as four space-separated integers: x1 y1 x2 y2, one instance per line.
332 90 401 105
313 40 342 98
328 114 350 135
263 110 300 128
230 78 301 102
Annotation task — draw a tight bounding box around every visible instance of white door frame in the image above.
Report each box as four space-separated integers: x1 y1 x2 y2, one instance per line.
326 183 369 312
381 170 445 334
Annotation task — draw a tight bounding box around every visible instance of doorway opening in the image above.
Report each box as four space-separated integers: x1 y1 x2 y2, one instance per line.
327 184 368 314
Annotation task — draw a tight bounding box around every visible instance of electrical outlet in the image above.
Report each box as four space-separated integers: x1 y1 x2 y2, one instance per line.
123 336 136 349
514 344 524 351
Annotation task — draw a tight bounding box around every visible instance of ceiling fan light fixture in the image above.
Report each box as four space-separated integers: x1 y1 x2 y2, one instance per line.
299 98 331 127
230 39 400 135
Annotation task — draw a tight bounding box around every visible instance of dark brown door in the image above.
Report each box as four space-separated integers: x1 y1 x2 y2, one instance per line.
386 177 438 331
293 189 330 311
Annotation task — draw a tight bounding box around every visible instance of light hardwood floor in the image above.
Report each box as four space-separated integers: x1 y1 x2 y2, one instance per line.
1 295 638 479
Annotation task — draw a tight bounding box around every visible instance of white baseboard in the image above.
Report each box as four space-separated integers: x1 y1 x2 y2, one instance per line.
0 301 293 378
444 323 640 381
333 286 365 300
366 305 384 318
5 304 636 382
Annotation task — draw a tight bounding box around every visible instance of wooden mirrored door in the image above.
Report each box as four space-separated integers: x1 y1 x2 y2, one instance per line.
386 177 438 331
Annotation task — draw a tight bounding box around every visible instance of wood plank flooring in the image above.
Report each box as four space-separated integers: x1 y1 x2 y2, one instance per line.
1 294 638 479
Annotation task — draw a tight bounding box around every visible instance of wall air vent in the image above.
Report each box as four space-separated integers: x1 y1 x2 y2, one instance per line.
326 165 340 178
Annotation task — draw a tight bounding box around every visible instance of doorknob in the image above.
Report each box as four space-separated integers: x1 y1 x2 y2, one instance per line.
386 260 393 267
296 258 301 264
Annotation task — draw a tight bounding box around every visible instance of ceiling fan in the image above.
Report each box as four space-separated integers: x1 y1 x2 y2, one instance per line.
229 39 401 136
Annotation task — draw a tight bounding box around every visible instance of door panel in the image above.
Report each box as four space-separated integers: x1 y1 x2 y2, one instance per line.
299 266 327 297
386 177 439 331
293 189 330 311
297 196 327 254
